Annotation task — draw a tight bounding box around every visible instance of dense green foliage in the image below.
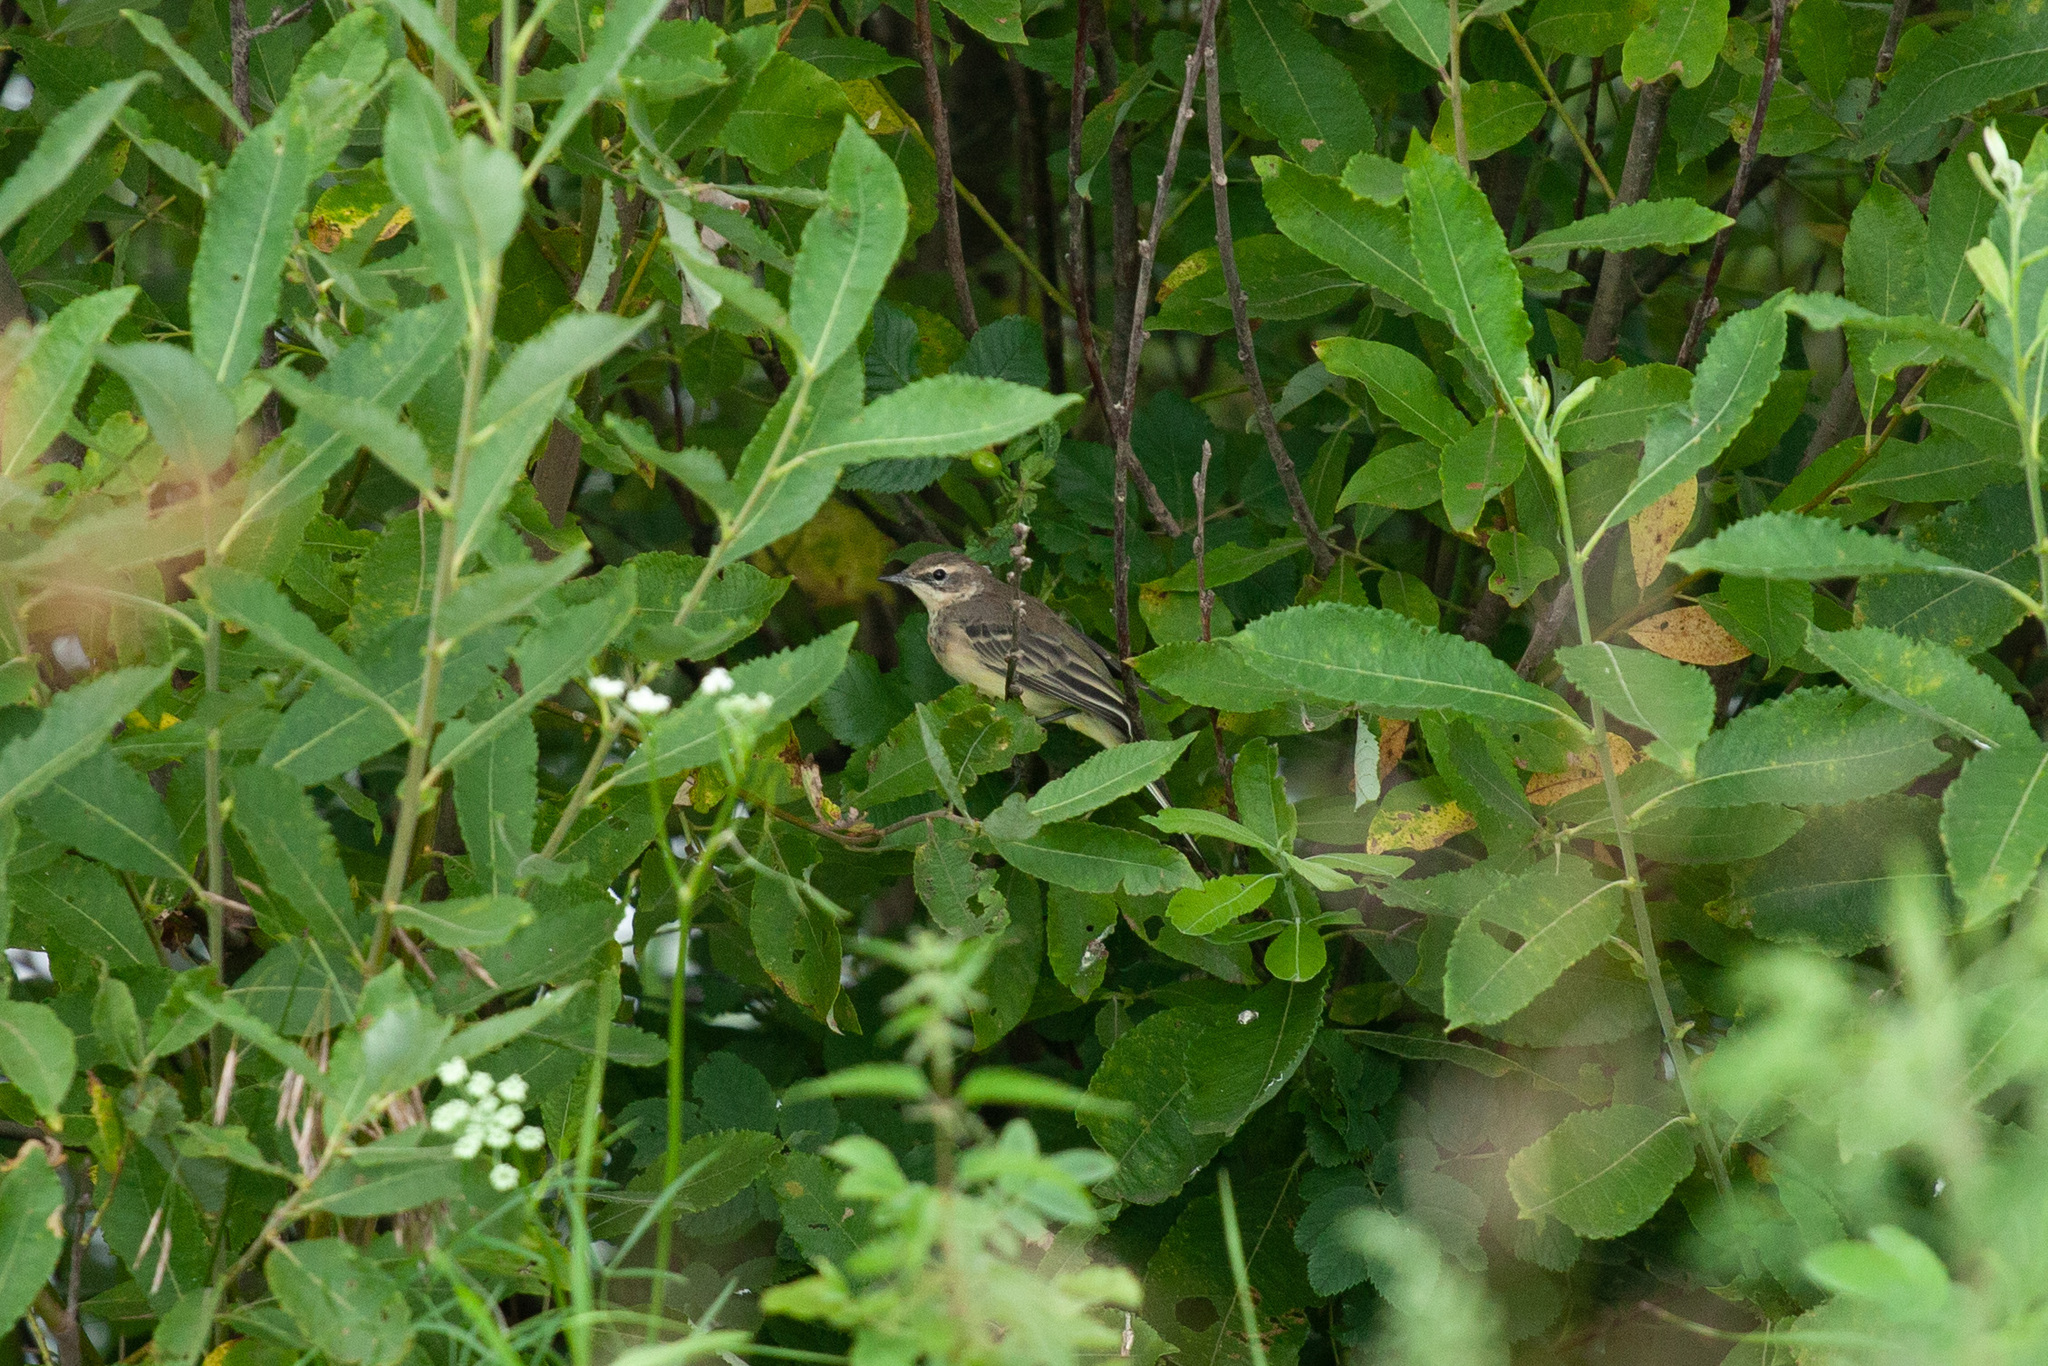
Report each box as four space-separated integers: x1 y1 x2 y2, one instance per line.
12 0 2048 1359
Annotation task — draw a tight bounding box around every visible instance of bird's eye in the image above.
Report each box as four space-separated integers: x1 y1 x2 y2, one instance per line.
930 569 948 582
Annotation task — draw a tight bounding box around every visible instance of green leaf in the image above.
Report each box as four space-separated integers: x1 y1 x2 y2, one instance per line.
266 1240 414 1366
1654 687 1947 811
382 69 519 304
1148 805 1275 850
1317 337 1469 449
803 375 1078 466
1803 1228 1952 1318
1130 639 1305 712
1440 413 1524 533
1515 199 1731 259
1506 1105 1695 1238
1805 625 2033 750
913 833 1004 935
1859 9 2048 154
14 857 159 969
1555 643 1714 773
0 74 152 240
1443 860 1625 1028
24 750 185 883
957 1066 1129 1115
0 1146 65 1330
1404 147 1530 398
1596 297 1786 543
455 310 652 564
303 1138 464 1216
1927 150 1995 326
0 1000 75 1121
1256 159 1439 318
226 303 464 560
525 0 668 178
1168 873 1280 935
0 666 171 811
1362 0 1450 65
1431 81 1544 160
1232 602 1573 725
1231 0 1375 176
1183 973 1326 1131
191 567 396 726
993 822 1200 896
618 624 857 785
1942 743 2048 927
1670 511 1968 581
2 286 137 477
1787 0 1851 102
788 120 908 377
751 875 846 1027
266 368 434 495
392 894 533 948
653 1130 788 1213
855 688 1044 807
1557 364 1691 452
1523 0 1635 50
1621 0 1725 87
1488 529 1561 606
190 98 315 386
1026 735 1194 824
1731 796 1942 953
97 342 237 475
787 1062 931 1101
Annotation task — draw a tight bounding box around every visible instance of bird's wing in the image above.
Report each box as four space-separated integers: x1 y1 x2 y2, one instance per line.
956 613 1136 742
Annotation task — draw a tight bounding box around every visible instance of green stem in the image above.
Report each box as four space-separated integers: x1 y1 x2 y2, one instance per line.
1545 456 1737 1207
647 778 745 1334
1216 1169 1269 1366
565 964 616 1366
368 261 503 974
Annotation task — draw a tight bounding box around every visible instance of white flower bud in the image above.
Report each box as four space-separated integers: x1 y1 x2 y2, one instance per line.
436 1057 469 1087
626 686 672 717
699 667 735 696
465 1071 496 1099
430 1099 470 1133
515 1126 546 1151
488 1163 520 1192
452 1131 484 1160
484 1126 515 1150
495 1106 524 1131
588 675 627 700
1986 123 2011 169
495 1074 529 1104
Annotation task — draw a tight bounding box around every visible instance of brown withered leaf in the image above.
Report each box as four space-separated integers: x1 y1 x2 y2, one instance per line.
1376 717 1411 783
1525 734 1640 807
1627 606 1751 665
1629 476 1698 589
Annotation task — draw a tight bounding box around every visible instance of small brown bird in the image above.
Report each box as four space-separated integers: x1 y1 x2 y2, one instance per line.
880 551 1141 753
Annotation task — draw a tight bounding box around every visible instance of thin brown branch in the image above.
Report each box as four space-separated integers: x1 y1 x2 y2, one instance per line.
916 0 977 335
227 0 252 144
1116 0 1223 422
1007 57 1066 389
248 0 313 38
1871 0 1913 97
1582 76 1671 363
1203 40 1337 575
1195 441 1240 821
1091 0 1136 385
1675 0 1787 368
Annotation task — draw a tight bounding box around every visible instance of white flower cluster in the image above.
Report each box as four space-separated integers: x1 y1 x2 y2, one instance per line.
430 1058 544 1192
587 675 673 717
694 667 774 744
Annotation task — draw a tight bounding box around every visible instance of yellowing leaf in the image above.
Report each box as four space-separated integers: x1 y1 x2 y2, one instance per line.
752 500 895 608
841 79 907 135
1525 733 1639 806
1630 475 1698 589
1367 793 1474 853
1627 605 1751 665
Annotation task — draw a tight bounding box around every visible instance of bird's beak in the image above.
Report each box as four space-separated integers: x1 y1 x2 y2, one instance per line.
878 571 911 587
